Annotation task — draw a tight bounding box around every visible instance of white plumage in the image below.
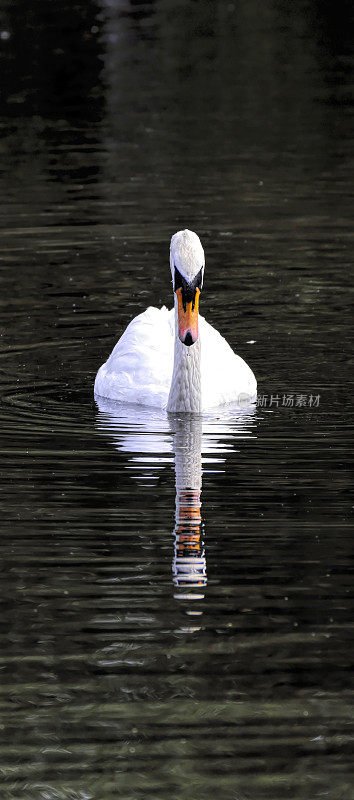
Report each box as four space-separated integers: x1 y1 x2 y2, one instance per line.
94 230 257 411
95 305 256 410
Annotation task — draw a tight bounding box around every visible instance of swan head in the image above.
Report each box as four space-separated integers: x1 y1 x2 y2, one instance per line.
170 230 205 347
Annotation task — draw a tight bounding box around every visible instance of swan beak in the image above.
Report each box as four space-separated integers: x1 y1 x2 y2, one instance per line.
176 287 200 346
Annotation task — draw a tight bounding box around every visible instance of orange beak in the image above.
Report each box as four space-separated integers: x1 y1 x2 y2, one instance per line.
176 287 200 346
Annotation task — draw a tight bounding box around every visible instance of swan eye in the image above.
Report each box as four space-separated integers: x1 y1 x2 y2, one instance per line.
174 266 203 310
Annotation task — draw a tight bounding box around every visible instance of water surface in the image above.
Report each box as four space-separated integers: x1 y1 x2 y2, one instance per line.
1 1 354 798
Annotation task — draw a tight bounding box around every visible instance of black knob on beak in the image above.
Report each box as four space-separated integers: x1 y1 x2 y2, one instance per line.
183 332 193 347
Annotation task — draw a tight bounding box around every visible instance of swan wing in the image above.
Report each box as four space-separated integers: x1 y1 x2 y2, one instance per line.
200 317 257 409
94 306 174 408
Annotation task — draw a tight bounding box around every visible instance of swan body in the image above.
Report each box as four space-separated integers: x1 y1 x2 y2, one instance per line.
94 230 257 411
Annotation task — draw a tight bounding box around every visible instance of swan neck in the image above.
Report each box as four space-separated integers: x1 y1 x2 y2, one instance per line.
167 297 202 413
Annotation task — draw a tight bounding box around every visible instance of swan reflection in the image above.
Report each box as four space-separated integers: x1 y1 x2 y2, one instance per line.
95 399 256 619
172 415 206 600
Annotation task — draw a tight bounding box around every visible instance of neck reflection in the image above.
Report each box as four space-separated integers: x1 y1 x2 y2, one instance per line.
94 399 257 623
171 415 206 603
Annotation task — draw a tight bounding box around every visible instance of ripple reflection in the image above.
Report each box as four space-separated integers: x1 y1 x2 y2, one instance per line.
95 399 256 622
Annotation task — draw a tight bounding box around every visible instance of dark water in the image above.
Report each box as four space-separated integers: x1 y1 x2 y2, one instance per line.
1 1 354 798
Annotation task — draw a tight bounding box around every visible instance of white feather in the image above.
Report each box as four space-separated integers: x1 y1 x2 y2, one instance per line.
95 230 257 412
94 305 257 410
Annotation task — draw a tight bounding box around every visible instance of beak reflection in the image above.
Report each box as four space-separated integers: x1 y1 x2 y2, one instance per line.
94 398 257 633
172 416 206 612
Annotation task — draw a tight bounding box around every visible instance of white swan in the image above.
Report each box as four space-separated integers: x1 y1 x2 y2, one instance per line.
94 229 257 412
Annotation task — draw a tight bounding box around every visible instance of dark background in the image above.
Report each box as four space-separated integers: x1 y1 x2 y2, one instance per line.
1 2 354 799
